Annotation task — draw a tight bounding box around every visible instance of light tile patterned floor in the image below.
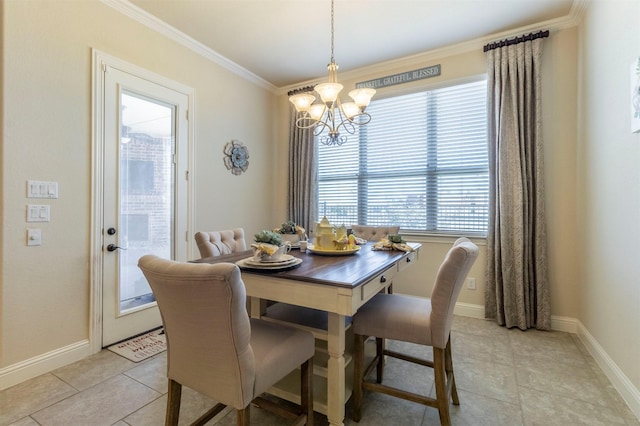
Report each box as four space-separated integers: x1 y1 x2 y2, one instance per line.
1 316 638 426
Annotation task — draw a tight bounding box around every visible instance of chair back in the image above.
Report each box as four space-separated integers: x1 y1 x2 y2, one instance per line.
350 225 400 242
195 228 246 258
138 255 255 409
429 237 478 348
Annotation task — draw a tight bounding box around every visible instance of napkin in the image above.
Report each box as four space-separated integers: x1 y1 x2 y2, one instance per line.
251 243 279 256
372 238 413 252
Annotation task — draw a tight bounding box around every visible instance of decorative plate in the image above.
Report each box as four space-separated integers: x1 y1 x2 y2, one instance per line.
307 245 361 256
236 257 303 271
244 254 296 266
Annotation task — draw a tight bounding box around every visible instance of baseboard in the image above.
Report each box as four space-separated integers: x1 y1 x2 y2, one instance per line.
576 322 640 421
453 303 578 334
0 340 91 391
453 302 485 318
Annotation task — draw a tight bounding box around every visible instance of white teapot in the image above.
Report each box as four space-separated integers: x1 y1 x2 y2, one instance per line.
314 216 336 249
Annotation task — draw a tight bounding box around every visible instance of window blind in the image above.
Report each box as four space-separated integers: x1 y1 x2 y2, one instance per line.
317 79 488 235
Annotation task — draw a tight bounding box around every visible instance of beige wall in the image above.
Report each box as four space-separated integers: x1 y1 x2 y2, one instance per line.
578 0 640 394
1 0 277 368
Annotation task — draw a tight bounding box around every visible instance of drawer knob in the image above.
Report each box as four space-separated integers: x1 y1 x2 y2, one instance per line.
380 276 387 283
406 257 412 263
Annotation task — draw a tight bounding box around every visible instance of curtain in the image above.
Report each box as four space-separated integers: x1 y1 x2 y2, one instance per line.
484 37 551 330
287 106 317 236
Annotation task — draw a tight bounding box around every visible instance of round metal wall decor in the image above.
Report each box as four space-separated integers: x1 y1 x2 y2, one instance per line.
223 140 249 175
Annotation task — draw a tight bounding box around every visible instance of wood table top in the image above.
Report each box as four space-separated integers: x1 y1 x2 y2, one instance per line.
191 242 420 289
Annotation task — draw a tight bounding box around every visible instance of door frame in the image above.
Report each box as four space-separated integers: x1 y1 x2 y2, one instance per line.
90 49 195 353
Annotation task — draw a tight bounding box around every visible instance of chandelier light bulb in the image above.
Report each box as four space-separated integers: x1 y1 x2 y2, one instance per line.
308 104 326 121
315 82 343 104
349 88 376 109
341 102 360 118
289 93 316 112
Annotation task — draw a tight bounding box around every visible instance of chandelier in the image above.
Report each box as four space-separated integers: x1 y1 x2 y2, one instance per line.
288 0 376 146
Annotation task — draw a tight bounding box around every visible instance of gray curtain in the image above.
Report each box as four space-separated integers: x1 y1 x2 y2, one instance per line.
287 106 317 235
484 38 551 330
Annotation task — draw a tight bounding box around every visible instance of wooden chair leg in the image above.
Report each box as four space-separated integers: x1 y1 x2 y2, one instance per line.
375 337 385 383
353 333 365 422
301 357 314 426
445 337 459 405
237 406 250 426
433 347 451 426
166 379 182 426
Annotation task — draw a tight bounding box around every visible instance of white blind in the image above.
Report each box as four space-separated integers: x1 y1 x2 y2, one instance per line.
317 79 488 235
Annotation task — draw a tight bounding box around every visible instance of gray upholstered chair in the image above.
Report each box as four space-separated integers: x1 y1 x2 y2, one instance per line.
194 228 246 258
138 255 314 426
350 225 400 242
352 237 478 426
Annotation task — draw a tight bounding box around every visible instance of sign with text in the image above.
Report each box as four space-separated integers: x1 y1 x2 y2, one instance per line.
356 64 441 89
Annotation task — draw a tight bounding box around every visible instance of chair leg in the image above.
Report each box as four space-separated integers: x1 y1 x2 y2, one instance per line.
237 406 250 426
166 379 182 426
433 347 451 426
445 336 459 405
301 357 314 426
375 337 385 383
353 333 366 422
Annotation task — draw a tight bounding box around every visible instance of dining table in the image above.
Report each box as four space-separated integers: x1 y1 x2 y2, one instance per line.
192 241 421 426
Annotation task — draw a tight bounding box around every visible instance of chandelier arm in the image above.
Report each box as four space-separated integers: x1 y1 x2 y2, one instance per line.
295 115 322 130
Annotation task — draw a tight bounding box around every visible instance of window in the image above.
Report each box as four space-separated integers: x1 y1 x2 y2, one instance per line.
316 79 488 235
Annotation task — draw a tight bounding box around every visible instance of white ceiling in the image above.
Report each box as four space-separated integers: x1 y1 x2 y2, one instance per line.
124 0 577 89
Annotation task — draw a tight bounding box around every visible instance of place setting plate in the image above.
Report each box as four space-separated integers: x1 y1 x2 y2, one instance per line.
236 255 303 271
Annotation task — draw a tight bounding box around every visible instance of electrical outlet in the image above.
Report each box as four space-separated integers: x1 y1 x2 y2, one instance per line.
466 277 476 290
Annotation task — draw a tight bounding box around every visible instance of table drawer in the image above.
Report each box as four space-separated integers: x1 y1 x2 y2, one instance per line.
397 250 418 272
360 267 396 302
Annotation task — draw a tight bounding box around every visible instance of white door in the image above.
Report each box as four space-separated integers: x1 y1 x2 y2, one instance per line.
100 62 191 347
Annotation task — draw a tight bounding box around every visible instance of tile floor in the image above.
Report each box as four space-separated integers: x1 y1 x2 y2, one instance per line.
1 316 638 426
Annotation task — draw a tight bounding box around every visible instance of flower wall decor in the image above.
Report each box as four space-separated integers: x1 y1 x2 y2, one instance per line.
223 140 250 175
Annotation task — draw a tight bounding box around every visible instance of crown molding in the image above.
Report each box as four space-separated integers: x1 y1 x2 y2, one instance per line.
100 0 277 93
102 0 584 97
278 0 587 95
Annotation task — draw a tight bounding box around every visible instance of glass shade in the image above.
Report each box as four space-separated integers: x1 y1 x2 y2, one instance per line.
341 102 360 118
289 93 316 112
308 104 326 120
348 88 376 108
315 82 343 104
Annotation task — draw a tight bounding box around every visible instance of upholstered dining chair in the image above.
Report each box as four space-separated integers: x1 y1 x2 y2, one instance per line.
138 255 315 426
351 237 478 426
194 228 246 258
350 225 400 242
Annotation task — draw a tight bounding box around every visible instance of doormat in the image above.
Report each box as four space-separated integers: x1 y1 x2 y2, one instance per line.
107 328 166 362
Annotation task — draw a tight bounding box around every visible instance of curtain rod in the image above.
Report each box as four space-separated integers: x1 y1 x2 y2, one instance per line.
287 86 315 97
483 30 549 52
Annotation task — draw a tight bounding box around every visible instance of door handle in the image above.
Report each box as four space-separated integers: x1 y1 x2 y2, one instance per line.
107 244 127 252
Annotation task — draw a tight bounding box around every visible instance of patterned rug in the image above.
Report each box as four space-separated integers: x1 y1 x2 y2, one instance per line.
107 328 166 362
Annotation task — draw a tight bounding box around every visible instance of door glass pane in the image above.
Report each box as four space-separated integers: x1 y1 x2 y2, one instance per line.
119 91 174 313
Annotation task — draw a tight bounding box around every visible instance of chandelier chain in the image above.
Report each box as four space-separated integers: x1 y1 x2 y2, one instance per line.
330 0 335 64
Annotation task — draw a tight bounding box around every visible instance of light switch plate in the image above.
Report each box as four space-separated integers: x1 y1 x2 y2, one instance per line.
27 204 50 222
27 180 58 199
27 228 42 246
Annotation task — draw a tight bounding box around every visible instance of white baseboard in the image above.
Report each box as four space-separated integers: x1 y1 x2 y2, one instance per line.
453 303 578 333
453 302 485 318
576 322 640 421
0 340 91 391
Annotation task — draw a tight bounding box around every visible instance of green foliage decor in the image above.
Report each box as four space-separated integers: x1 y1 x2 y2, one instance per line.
254 230 284 246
